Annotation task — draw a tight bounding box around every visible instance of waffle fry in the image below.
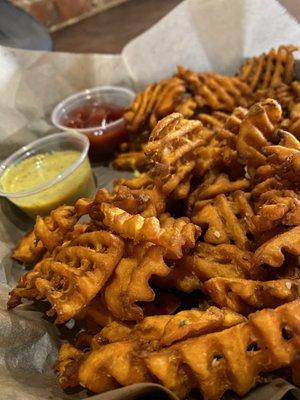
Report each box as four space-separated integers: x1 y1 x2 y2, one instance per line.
204 277 300 314
193 128 240 177
56 343 84 389
224 106 248 134
124 77 186 133
100 306 245 346
144 113 207 194
8 231 124 322
68 302 300 399
146 301 300 399
263 130 300 184
197 111 229 131
192 191 255 250
112 150 149 171
254 225 300 267
238 45 298 91
104 244 169 321
76 295 115 329
101 203 199 259
177 66 250 111
175 96 197 118
188 171 250 214
12 230 45 264
237 99 282 174
253 189 300 232
161 243 264 292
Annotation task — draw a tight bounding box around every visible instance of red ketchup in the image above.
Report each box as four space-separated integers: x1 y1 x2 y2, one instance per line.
61 102 127 160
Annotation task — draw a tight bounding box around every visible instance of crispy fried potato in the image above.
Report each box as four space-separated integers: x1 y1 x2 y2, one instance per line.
124 77 186 133
100 306 245 346
8 231 124 323
204 277 300 314
104 243 170 321
188 171 250 214
238 45 298 91
237 99 282 174
160 243 264 292
254 226 300 267
12 230 45 264
178 66 250 111
146 301 300 399
192 191 255 250
144 113 207 194
65 302 300 399
101 203 199 259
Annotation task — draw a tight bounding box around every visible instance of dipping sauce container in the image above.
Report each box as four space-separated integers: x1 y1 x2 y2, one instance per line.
51 86 135 160
0 132 95 218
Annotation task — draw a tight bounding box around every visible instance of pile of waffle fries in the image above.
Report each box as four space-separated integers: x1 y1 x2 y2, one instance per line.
7 45 300 400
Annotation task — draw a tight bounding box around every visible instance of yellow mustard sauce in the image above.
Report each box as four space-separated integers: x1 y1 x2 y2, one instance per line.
0 150 95 218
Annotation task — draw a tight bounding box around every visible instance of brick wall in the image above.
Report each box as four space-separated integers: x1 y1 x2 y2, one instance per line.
11 0 129 31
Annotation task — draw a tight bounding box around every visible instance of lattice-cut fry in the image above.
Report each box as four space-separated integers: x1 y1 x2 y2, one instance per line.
188 171 250 215
252 84 296 116
238 45 298 91
193 128 241 178
55 343 84 389
197 111 229 131
72 301 300 399
237 99 282 173
146 301 300 399
171 174 192 200
124 77 186 133
76 296 115 329
8 231 124 323
253 189 300 232
35 205 80 252
114 172 154 191
79 341 152 393
104 244 170 321
101 203 199 259
153 301 300 399
254 226 300 268
77 182 166 221
112 150 149 172
204 277 300 315
224 106 248 134
12 230 45 264
192 191 255 250
160 243 264 293
263 130 300 184
144 113 207 194
177 66 250 111
175 96 197 118
100 306 245 346
12 205 80 262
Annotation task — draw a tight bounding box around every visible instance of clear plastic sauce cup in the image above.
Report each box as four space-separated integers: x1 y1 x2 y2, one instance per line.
51 86 136 160
0 132 96 218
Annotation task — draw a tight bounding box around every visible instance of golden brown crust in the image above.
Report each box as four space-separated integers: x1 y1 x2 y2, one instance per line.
238 45 298 91
8 231 124 323
204 277 300 314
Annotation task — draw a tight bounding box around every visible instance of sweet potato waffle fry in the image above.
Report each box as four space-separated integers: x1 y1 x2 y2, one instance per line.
8 44 300 400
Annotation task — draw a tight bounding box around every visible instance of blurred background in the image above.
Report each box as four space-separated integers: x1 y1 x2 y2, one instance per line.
1 0 182 52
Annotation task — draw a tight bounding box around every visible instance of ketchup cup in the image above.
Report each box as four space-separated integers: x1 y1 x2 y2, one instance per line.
51 86 135 161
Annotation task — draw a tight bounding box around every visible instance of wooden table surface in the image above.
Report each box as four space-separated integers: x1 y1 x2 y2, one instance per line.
52 0 182 54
